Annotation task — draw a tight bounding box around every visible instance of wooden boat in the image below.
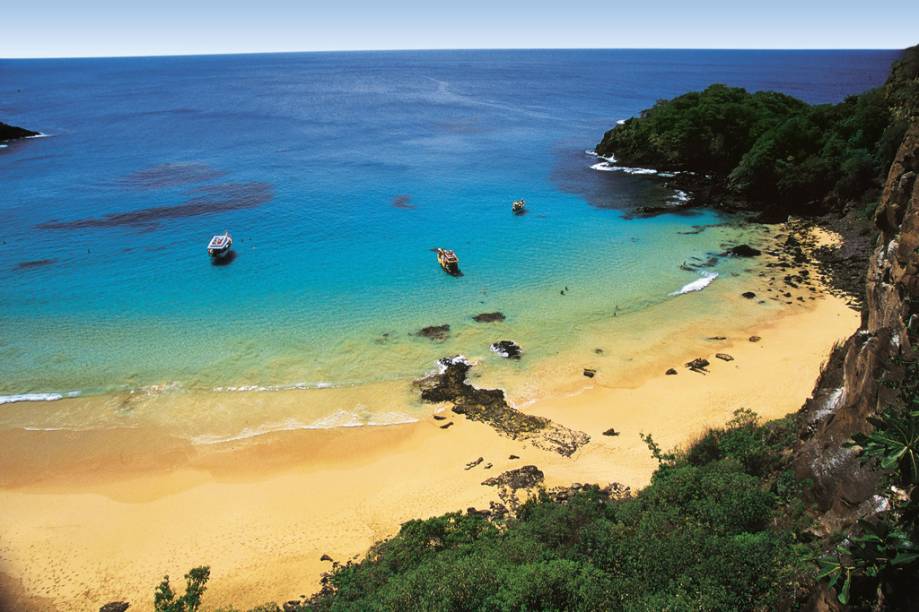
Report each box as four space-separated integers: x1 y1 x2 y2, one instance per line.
207 232 233 258
436 248 460 275
512 199 526 214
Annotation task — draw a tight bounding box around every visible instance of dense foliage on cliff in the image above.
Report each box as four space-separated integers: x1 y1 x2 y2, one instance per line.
596 45 918 215
287 410 812 611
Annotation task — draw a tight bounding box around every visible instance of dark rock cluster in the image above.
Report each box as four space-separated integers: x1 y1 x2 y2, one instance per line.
415 357 590 456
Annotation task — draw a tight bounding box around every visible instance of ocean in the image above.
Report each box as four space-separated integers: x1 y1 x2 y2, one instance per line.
0 49 897 431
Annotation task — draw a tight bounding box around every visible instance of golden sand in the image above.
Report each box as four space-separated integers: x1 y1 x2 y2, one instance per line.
0 224 859 611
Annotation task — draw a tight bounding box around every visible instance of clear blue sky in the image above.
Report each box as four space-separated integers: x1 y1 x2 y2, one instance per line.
4 0 916 58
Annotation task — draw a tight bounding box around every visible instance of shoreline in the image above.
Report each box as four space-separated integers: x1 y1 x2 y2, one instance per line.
0 222 861 610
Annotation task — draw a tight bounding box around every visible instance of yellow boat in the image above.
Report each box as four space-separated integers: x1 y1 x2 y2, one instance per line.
436 248 460 275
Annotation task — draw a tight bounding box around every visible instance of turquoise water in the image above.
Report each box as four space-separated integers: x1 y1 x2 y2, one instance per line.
0 50 897 398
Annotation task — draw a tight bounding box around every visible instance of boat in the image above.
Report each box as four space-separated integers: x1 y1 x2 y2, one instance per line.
436 248 460 275
512 199 526 214
207 232 233 258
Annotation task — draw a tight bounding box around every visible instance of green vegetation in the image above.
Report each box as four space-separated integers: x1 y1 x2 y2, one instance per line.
817 344 919 608
596 45 918 214
157 410 820 611
298 409 813 610
155 395 918 610
154 566 210 612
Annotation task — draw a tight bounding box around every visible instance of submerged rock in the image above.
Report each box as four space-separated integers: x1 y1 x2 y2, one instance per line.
473 312 506 323
490 340 522 359
416 324 450 341
481 465 544 489
415 356 590 456
723 244 762 257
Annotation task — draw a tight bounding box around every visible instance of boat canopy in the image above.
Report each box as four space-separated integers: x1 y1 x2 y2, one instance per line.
208 234 230 249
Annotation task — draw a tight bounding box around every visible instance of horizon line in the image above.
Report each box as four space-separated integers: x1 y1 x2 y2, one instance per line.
1 45 906 61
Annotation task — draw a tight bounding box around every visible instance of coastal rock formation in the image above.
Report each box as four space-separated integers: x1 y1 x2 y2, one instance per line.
723 244 762 257
795 124 919 528
415 357 590 456
481 465 544 489
490 340 521 359
416 324 450 341
0 121 38 141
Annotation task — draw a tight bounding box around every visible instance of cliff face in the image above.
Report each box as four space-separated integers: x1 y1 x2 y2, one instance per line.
795 124 919 528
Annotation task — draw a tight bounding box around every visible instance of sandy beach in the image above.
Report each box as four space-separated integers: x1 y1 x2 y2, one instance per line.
0 225 860 611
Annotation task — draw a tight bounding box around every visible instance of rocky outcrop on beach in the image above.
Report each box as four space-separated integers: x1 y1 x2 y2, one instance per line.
415 357 590 456
481 465 544 489
795 124 919 529
0 121 38 142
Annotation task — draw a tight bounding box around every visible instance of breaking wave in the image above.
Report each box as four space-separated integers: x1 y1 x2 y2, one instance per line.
670 271 719 296
0 391 80 405
190 410 419 445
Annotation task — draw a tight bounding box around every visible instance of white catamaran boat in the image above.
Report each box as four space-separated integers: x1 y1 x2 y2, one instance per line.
207 232 233 258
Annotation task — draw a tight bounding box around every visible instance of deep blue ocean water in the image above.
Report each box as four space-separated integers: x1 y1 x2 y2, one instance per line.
0 49 898 399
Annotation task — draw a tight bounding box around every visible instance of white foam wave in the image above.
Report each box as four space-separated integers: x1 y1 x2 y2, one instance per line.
190 410 419 445
617 119 627 125
0 391 80 405
213 381 334 392
670 271 719 296
670 189 690 203
590 161 657 175
437 355 471 374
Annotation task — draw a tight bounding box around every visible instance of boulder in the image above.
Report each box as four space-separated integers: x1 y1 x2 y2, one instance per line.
583 368 597 378
665 368 678 375
749 335 762 342
602 428 620 436
715 353 734 362
741 291 756 299
686 358 710 372
723 244 762 257
490 340 522 359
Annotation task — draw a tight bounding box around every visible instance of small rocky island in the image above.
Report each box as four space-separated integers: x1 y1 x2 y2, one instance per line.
0 121 39 142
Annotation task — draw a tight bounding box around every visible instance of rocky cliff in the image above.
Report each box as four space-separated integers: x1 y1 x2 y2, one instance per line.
0 121 38 141
795 124 919 529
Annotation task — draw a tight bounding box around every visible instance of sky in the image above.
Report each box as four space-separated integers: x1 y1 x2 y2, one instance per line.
3 0 917 58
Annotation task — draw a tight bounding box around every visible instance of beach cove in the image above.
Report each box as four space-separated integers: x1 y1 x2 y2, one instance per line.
0 222 860 610
0 49 894 609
